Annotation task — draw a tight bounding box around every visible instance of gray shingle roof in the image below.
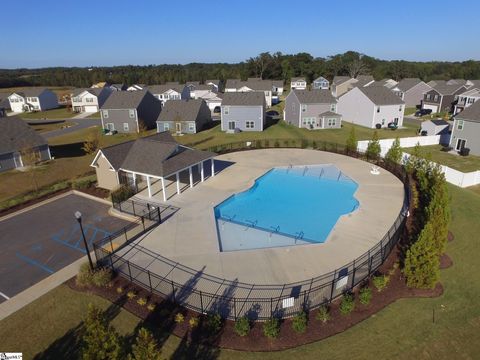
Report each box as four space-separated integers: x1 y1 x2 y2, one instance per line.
395 78 422 92
358 86 405 105
0 116 48 155
293 89 336 104
71 88 104 97
221 92 265 106
432 83 465 95
291 77 307 82
13 88 49 98
455 100 480 123
147 84 186 94
100 89 150 109
319 111 341 117
98 132 216 177
0 92 11 109
157 99 205 122
332 76 352 85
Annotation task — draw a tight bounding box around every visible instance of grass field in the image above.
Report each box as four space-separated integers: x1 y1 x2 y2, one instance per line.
18 106 77 120
403 144 480 172
28 120 76 133
86 111 101 119
1 185 479 359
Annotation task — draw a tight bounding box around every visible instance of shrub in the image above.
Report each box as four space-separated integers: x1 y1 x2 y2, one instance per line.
264 140 270 147
345 126 357 153
116 287 123 294
111 184 135 204
82 131 100 155
76 262 93 287
189 317 199 329
174 313 185 324
316 305 330 323
274 140 280 148
283 139 289 147
373 275 390 292
292 311 308 333
359 287 372 305
127 291 137 300
137 297 147 306
312 141 318 149
234 316 250 337
146 303 156 312
366 131 381 160
339 294 355 315
263 317 280 339
385 137 402 164
91 267 112 288
205 313 223 334
72 177 96 190
129 327 162 360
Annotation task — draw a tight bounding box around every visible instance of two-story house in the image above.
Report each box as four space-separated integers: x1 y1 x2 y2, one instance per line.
8 88 58 113
290 77 307 90
71 87 112 113
331 76 356 97
156 99 212 134
450 100 480 155
453 88 480 114
221 92 266 132
205 79 221 92
100 90 162 133
338 86 405 128
422 82 467 114
312 76 329 90
224 79 273 107
284 90 341 130
147 84 190 107
390 78 432 107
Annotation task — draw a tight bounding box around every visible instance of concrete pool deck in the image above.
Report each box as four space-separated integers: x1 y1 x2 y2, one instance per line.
117 148 405 286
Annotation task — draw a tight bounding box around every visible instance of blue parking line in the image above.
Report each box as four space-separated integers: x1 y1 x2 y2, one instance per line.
16 253 54 274
50 235 86 254
87 228 98 247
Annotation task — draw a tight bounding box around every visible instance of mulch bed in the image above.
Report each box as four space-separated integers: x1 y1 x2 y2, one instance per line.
440 254 453 269
447 231 454 242
68 243 443 352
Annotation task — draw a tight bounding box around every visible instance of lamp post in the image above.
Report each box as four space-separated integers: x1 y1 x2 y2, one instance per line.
75 211 94 271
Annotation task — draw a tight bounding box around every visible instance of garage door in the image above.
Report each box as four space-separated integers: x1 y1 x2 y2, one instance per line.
423 104 438 113
84 105 98 112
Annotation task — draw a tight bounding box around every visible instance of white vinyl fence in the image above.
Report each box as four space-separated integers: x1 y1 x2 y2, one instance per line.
358 135 480 188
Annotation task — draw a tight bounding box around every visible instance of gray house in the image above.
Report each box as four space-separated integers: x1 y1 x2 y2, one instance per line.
284 90 341 129
156 99 212 134
312 76 329 90
100 90 162 133
221 92 266 132
390 78 432 107
422 82 467 114
0 116 51 172
450 100 480 155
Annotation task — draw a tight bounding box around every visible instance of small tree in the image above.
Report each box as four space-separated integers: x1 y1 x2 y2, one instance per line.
128 327 162 360
365 131 381 160
83 131 100 155
136 120 148 138
385 137 402 164
345 126 358 154
19 144 42 192
81 304 122 360
404 222 440 289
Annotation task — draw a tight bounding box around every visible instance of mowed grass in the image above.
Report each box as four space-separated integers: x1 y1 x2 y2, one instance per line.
28 120 76 133
19 106 77 120
1 185 479 359
403 144 480 172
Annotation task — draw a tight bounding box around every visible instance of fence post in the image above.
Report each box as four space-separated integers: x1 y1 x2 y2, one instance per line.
119 201 122 212
330 269 337 302
124 228 128 243
351 260 356 289
127 261 132 281
109 237 114 253
132 201 136 217
233 298 237 321
171 280 176 303
368 250 372 276
157 207 161 223
147 203 150 214
200 291 204 313
270 297 273 318
148 270 153 293
142 216 145 231
380 238 384 261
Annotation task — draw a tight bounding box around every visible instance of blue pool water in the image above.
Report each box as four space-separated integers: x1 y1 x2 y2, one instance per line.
214 165 359 248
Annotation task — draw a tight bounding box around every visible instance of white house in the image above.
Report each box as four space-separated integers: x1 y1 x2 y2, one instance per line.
147 84 190 106
8 88 58 113
199 91 223 112
337 86 405 128
454 87 480 114
290 77 307 90
312 76 329 90
71 87 113 113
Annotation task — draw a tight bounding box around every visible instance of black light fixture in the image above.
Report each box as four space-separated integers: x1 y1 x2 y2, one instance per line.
75 211 94 271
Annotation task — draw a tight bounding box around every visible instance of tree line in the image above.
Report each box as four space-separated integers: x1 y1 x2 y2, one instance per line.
1 51 480 89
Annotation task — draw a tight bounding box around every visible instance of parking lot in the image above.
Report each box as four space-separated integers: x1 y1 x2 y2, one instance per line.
0 193 131 303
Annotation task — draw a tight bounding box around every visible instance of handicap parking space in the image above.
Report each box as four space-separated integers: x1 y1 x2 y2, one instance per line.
0 193 132 302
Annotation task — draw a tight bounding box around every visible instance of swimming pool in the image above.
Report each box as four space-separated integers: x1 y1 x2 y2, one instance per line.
214 165 359 251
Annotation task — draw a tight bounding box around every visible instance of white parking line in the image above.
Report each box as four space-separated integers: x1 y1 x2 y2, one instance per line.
0 291 10 301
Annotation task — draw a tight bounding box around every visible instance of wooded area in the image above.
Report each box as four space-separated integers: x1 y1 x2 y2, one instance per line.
1 51 479 88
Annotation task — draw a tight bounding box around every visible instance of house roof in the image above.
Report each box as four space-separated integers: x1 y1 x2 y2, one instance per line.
430 119 449 126
332 76 352 85
226 79 275 91
272 80 284 87
293 89 336 104
0 116 48 155
458 87 480 97
353 75 374 87
221 92 265 106
71 88 104 97
205 79 220 86
395 78 423 92
432 83 465 95
313 76 328 82
96 132 216 177
0 92 11 109
291 77 306 82
358 86 405 105
455 100 480 123
157 99 206 122
100 90 150 109
319 111 341 118
11 87 48 98
147 84 186 94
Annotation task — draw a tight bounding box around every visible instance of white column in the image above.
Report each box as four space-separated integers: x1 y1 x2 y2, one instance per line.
176 172 181 195
200 161 205 182
189 166 193 188
146 175 152 198
211 159 215 177
132 173 137 186
161 177 166 202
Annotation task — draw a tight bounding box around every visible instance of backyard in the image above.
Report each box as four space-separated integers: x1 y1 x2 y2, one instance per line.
28 120 76 133
19 105 77 120
0 184 479 359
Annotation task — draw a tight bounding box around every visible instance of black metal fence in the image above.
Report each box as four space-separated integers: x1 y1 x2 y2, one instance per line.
94 140 410 320
112 198 179 220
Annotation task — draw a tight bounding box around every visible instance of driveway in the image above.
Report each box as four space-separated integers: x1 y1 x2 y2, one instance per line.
0 193 131 303
42 118 101 139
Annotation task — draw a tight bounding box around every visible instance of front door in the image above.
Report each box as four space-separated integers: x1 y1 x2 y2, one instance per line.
393 117 399 125
455 138 466 151
175 122 182 133
228 121 235 130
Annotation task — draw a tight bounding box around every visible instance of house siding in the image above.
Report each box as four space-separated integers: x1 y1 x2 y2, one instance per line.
221 105 265 132
403 82 432 107
450 118 480 156
101 109 139 133
137 92 162 130
0 153 17 172
94 154 119 190
372 104 404 128
284 92 300 126
300 103 337 129
38 90 59 111
338 88 375 128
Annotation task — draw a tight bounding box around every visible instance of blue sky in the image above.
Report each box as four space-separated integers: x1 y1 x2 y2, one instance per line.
2 0 480 68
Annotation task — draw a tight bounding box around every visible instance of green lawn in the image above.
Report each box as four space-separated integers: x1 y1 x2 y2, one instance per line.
1 185 479 359
405 107 417 116
28 120 76 133
86 111 101 119
403 144 480 172
19 106 77 120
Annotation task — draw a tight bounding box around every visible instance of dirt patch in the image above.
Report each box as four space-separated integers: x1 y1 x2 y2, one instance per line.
447 231 454 242
440 253 453 269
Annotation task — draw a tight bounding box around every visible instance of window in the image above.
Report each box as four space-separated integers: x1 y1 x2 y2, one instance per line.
102 110 109 118
34 105 39 110
123 123 129 131
73 97 80 102
426 94 431 101
328 118 336 126
302 104 307 112
188 123 195 132
434 94 439 102
224 106 229 115
468 98 475 104
86 98 94 103
382 119 385 125
457 120 464 130
377 107 380 113
330 104 336 112
129 109 135 118
164 123 170 130
246 121 254 129
399 105 402 112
